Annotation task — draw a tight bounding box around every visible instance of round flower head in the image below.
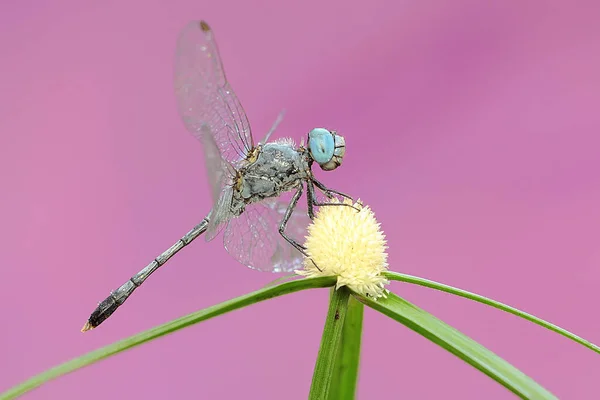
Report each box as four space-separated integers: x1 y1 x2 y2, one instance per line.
296 199 389 299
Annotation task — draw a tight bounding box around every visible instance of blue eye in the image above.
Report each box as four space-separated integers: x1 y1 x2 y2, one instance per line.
308 128 334 165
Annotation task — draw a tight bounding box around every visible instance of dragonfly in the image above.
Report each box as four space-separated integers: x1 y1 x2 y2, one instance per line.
81 20 354 332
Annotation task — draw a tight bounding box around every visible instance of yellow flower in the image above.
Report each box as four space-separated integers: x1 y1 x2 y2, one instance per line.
296 199 389 299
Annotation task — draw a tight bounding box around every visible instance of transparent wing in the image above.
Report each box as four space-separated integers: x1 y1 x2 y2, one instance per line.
223 199 311 272
206 186 234 242
199 124 236 206
174 20 254 172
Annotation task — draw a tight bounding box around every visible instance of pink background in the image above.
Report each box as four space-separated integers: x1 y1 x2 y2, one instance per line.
1 1 599 399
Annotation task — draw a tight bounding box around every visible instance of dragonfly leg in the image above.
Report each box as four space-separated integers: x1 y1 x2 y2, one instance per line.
299 182 332 272
279 185 325 271
279 184 309 255
312 177 354 201
306 181 316 220
309 178 360 212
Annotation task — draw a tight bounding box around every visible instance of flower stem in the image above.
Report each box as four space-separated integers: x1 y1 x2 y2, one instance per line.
309 287 351 400
328 294 364 399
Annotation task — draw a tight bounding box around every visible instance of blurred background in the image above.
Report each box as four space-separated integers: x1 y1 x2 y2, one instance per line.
1 0 599 398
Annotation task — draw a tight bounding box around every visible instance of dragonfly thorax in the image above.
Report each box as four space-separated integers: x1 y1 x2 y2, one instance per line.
235 142 310 205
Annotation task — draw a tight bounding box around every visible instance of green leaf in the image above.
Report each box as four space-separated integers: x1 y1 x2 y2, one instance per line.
328 294 364 400
309 287 351 400
384 271 600 354
358 291 557 399
0 276 336 400
263 272 302 288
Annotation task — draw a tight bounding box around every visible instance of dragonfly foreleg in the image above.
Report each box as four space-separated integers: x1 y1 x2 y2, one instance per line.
309 178 360 212
306 180 316 220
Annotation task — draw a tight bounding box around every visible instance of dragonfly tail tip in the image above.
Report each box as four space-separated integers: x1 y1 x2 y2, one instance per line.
80 321 94 333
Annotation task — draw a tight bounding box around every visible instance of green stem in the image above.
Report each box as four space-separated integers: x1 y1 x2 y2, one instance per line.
328 294 364 400
0 276 336 400
383 271 600 354
309 287 351 400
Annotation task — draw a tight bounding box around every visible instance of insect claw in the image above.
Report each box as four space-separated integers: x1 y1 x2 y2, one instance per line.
310 258 323 272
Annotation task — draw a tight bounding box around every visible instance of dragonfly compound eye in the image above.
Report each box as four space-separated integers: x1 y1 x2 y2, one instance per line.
308 128 345 171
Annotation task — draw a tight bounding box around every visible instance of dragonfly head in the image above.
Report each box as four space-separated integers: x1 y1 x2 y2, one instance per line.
307 128 345 171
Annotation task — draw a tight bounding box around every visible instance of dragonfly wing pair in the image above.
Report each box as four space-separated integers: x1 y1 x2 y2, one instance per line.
174 20 309 272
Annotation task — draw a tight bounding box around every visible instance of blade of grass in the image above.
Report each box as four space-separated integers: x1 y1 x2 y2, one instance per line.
309 287 351 400
328 294 364 400
0 276 336 400
384 271 600 354
358 291 557 399
263 272 302 288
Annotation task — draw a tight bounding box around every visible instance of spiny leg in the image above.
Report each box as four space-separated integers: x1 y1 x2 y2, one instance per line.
279 184 309 255
279 185 324 271
309 179 360 212
312 177 354 202
307 180 316 220
82 218 209 331
306 180 345 219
